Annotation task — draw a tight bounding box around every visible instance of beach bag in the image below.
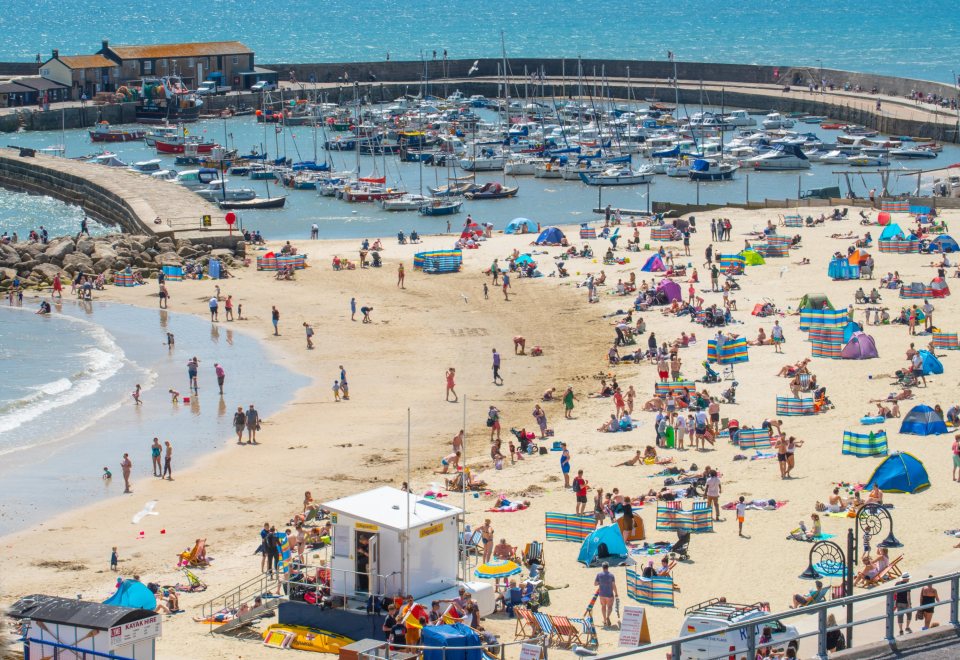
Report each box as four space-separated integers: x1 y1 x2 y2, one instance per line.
486 418 494 427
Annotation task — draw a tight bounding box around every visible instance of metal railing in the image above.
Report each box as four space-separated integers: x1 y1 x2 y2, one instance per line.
200 570 282 630
358 635 550 660
593 571 960 660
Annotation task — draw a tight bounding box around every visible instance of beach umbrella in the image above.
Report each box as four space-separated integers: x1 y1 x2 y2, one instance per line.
474 559 522 579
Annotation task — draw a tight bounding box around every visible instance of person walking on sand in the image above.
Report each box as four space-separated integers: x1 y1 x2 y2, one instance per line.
595 562 618 628
572 469 589 515
338 366 349 400
187 356 199 391
705 469 721 521
488 405 501 442
397 263 405 288
533 404 548 438
952 434 960 482
52 272 62 299
132 384 142 405
560 442 571 487
151 437 162 476
246 404 260 444
772 320 784 353
736 496 746 537
272 306 280 335
214 363 225 395
350 297 357 321
121 453 133 493
162 440 173 480
563 386 577 419
332 380 341 401
502 272 510 300
303 322 315 349
224 295 234 321
492 348 503 385
159 283 169 308
445 368 458 402
209 296 219 322
233 406 246 444
483 283 488 300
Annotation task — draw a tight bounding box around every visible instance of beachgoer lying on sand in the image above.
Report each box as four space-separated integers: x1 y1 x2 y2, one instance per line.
642 395 666 412
871 390 913 403
615 450 643 466
830 232 856 239
777 359 811 378
792 257 811 265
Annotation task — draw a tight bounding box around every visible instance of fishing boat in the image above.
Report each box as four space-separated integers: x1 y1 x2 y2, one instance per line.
419 198 463 215
761 113 795 129
820 122 844 130
324 138 357 151
379 194 432 211
136 76 201 124
89 121 145 142
218 196 287 210
740 144 811 170
579 166 654 186
463 182 518 199
155 138 215 154
143 125 180 147
688 159 738 181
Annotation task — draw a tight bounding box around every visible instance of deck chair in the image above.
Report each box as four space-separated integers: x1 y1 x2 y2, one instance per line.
513 607 540 640
460 529 483 556
549 615 584 648
860 555 904 587
831 584 846 600
176 568 208 592
533 611 558 647
178 539 210 567
523 541 544 569
569 615 599 649
503 587 524 618
445 472 466 492
800 586 830 607
797 373 812 391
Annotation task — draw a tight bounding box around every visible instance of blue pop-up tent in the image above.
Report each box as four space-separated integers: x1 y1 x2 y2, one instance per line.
421 624 482 660
865 451 930 493
929 235 960 253
899 404 947 435
535 226 565 245
504 217 537 234
577 524 629 566
103 579 157 610
917 350 944 375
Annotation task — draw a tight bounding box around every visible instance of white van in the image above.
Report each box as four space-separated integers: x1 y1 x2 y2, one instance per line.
678 599 799 659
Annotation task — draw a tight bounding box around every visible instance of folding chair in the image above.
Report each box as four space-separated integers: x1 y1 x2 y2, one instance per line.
549 615 584 648
513 607 540 640
533 611 558 647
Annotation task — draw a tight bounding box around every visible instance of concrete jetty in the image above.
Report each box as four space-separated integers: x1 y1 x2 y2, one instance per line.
0 148 238 245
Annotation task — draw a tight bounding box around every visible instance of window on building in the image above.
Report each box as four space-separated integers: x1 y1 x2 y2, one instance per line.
232 55 238 65
144 61 153 74
188 58 195 68
40 68 49 77
113 67 120 78
161 59 167 70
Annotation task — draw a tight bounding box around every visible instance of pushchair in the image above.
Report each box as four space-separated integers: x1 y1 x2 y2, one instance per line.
669 531 691 561
509 428 538 454
701 360 721 383
371 251 382 267
721 381 738 404
556 261 570 278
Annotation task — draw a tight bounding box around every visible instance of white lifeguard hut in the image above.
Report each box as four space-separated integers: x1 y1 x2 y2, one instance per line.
323 486 464 601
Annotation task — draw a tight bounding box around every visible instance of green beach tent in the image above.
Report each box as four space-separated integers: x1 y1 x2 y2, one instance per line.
798 293 834 310
741 249 766 266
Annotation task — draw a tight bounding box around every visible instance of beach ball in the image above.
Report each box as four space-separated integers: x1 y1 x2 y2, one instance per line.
878 211 891 225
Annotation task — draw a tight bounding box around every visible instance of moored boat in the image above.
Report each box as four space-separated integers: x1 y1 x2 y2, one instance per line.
463 182 518 199
89 121 145 143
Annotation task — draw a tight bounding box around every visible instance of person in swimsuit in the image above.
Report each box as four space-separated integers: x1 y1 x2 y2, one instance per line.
560 443 571 487
785 436 803 478
775 434 788 478
478 519 494 562
445 368 457 402
150 437 162 476
919 580 938 629
187 357 199 391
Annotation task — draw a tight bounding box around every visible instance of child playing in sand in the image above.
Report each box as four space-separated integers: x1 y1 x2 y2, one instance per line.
102 467 112 480
132 384 142 405
110 547 118 571
736 496 746 537
332 380 340 401
168 389 179 403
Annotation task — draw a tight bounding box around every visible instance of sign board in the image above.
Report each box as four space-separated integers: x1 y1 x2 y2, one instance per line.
419 522 443 538
519 643 542 660
619 605 650 647
202 215 212 227
355 522 379 532
109 614 162 648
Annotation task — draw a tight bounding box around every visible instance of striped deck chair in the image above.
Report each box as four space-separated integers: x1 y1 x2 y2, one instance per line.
460 529 483 556
523 541 544 568
689 500 714 533
798 585 830 607
831 584 846 600
513 607 540 640
569 616 598 649
533 611 558 646
550 615 584 647
858 555 904 588
933 332 960 350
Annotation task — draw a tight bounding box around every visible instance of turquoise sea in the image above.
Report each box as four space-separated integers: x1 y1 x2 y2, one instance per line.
1 0 958 83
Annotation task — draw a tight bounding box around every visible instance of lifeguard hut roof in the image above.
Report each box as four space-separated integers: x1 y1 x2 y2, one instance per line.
324 486 463 531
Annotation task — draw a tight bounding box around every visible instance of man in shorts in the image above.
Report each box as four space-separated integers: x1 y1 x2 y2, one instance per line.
594 562 618 627
214 363 225 395
246 404 260 444
572 469 589 515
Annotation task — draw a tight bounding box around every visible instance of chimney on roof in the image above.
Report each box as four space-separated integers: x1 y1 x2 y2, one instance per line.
101 39 109 51
52 49 59 59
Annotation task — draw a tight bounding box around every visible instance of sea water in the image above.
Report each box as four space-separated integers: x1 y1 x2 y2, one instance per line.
1 0 957 82
0 299 309 536
4 109 959 243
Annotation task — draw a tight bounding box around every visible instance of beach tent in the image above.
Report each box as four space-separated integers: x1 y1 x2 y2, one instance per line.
504 217 537 234
103 579 157 610
917 350 944 375
577 524 629 566
842 321 862 344
641 254 666 272
930 277 950 298
514 254 536 267
865 452 930 493
798 293 833 310
879 223 910 241
929 235 960 253
657 278 682 302
840 332 878 359
740 249 766 266
421 624 482 660
827 257 859 280
535 226 565 245
899 404 947 435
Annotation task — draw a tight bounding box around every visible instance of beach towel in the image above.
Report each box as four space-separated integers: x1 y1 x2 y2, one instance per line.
722 500 787 511
749 451 778 460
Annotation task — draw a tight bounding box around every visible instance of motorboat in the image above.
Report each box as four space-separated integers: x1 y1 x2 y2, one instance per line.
800 115 828 124
143 125 180 147
88 121 145 142
688 159 738 181
847 154 890 167
175 168 220 189
379 194 432 211
463 182 518 199
890 147 938 160
534 161 565 178
761 113 795 130
155 138 215 154
504 155 544 176
129 159 163 174
150 170 178 181
342 184 406 202
818 149 852 165
217 196 287 210
579 166 654 186
723 110 756 127
195 183 257 202
740 143 811 170
459 155 506 171
87 153 127 167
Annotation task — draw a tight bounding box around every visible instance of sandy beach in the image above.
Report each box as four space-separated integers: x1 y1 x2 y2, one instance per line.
4 205 960 658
